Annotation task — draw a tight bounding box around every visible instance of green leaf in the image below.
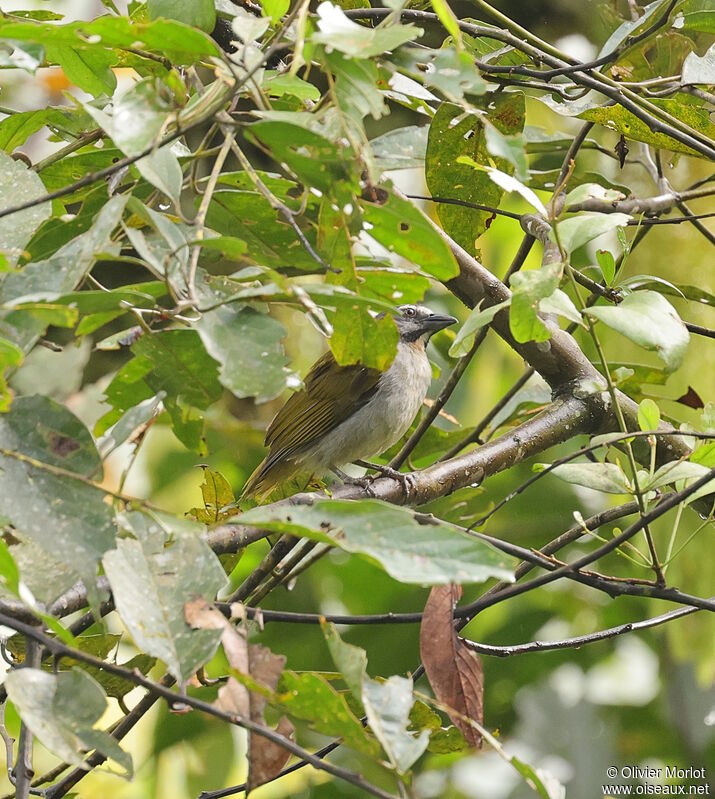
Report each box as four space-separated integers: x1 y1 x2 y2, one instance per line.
323 622 429 772
5 669 133 775
313 3 421 58
196 301 289 402
370 125 428 170
84 78 181 202
0 536 20 595
428 725 468 753
103 515 226 682
426 95 525 253
598 0 674 57
247 120 359 196
596 249 616 285
261 0 290 23
429 0 462 47
551 212 632 255
644 460 712 492
0 107 87 153
0 151 51 261
99 328 222 450
48 43 116 97
536 461 632 494
86 654 158 700
508 262 561 344
0 40 44 72
360 188 459 280
323 51 389 122
276 671 381 756
618 278 715 307
564 183 625 207
208 189 321 271
682 43 715 84
510 755 556 799
96 392 165 459
449 300 510 357
579 99 715 160
322 621 368 703
637 398 661 432
193 235 248 260
585 291 690 371
188 466 237 524
319 200 399 370
148 0 216 32
0 395 116 596
363 675 430 773
539 289 583 327
329 302 399 371
0 16 220 65
395 47 486 99
0 337 22 412
263 72 320 102
240 500 515 585
2 303 78 328
0 195 127 353
132 330 223 411
674 8 715 33
484 121 528 182
690 442 715 468
357 268 431 305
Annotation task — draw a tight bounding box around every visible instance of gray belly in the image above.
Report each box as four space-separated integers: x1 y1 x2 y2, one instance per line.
300 343 432 470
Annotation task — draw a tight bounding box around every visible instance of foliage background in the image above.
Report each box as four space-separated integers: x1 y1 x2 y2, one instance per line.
0 0 712 797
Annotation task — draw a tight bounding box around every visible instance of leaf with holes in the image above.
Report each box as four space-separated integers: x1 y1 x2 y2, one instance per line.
239 500 515 585
360 188 459 280
103 520 226 682
425 94 525 254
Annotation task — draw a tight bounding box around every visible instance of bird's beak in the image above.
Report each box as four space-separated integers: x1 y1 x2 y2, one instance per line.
420 313 458 333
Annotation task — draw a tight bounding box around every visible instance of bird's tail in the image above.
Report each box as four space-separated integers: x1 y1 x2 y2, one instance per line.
240 456 299 502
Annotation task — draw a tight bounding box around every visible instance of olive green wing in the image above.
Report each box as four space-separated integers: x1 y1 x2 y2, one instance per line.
241 352 381 499
265 351 382 458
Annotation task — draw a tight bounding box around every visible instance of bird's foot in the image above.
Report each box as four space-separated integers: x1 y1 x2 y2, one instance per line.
332 467 377 496
354 460 416 498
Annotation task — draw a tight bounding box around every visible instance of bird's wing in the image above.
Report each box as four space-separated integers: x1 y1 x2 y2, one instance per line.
264 350 382 462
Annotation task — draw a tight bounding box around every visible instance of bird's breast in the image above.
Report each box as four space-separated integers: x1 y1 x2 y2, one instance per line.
302 342 432 468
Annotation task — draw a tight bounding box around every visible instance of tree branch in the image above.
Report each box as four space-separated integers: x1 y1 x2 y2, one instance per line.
463 601 702 657
0 616 398 799
345 8 715 160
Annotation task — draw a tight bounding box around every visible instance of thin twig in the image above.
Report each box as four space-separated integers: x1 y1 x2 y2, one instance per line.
12 640 40 799
0 618 399 799
345 8 715 159
464 601 702 656
185 128 236 302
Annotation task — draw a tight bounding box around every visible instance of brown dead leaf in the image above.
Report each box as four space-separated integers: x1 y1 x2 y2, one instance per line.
247 644 293 792
185 598 293 793
420 584 484 748
185 597 249 716
675 386 704 409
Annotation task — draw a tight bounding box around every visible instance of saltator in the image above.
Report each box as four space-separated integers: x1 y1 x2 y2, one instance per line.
241 304 457 499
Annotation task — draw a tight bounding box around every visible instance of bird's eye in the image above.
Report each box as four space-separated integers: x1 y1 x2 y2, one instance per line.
404 307 416 317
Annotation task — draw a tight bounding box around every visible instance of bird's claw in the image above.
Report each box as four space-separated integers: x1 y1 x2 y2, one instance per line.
356 462 416 498
337 473 377 496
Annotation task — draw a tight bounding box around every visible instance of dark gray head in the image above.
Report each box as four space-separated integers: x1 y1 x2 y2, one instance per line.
395 304 457 343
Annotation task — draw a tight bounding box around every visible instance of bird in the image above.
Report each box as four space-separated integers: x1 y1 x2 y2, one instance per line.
241 304 458 500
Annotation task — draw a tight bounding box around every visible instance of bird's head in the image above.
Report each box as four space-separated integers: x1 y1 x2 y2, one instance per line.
394 304 457 344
